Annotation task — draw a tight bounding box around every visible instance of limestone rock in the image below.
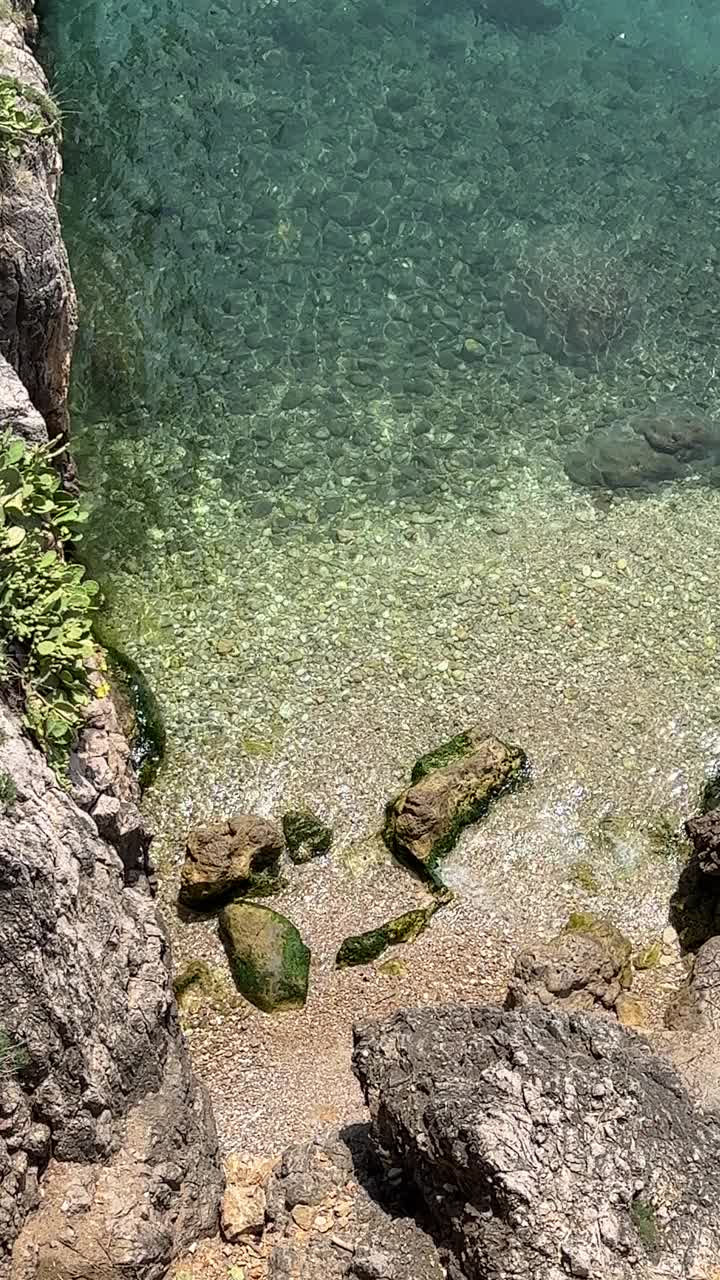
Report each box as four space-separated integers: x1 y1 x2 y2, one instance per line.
221 1183 266 1242
383 729 526 880
266 1132 444 1280
505 912 633 1014
353 1003 720 1279
686 806 720 875
219 901 310 1012
0 701 223 1273
282 808 333 864
666 935 720 1032
0 6 76 446
180 814 283 907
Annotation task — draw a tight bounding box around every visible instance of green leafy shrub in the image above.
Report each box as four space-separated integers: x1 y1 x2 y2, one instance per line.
0 76 58 158
0 1027 29 1077
0 432 101 769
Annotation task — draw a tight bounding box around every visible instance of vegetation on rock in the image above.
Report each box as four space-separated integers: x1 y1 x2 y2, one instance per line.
384 728 527 883
219 901 310 1012
0 75 57 158
93 619 166 789
336 903 439 968
0 433 100 770
282 807 333 863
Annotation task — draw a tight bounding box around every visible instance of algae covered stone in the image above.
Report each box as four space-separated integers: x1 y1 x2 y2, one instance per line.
179 814 283 908
282 807 333 864
384 729 527 878
336 903 439 969
219 901 310 1012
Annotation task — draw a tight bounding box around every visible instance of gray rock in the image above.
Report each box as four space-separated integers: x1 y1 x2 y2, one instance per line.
0 355 46 443
0 702 223 1275
686 806 720 875
506 913 633 1014
266 1133 444 1280
666 935 720 1033
353 1003 720 1279
566 403 720 492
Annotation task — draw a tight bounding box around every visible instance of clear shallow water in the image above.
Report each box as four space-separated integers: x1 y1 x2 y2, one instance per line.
41 0 720 1149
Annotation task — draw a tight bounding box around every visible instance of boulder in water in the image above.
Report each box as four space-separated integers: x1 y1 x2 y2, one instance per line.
219 901 310 1012
180 814 283 907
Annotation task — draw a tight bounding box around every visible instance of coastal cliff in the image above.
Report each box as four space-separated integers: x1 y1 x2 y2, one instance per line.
0 3 223 1274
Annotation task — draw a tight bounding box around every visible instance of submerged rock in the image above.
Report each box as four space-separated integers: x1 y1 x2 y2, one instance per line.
383 729 526 881
219 901 310 1012
336 903 440 968
353 1003 720 1279
506 911 633 1014
282 807 333 863
478 0 562 33
180 814 283 907
566 402 720 492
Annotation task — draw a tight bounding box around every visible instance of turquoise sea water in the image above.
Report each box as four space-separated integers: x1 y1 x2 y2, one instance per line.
40 0 720 1150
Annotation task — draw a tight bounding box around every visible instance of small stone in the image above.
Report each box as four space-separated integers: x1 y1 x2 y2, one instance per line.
662 924 678 947
216 637 235 655
221 1182 266 1242
291 1203 316 1231
615 993 649 1029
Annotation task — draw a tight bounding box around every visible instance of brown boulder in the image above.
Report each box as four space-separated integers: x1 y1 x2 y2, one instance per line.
383 729 526 880
180 815 283 908
506 913 633 1014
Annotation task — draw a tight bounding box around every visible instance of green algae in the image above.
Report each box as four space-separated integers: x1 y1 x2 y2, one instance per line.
410 730 479 783
336 902 440 969
93 618 166 790
219 901 310 1013
282 808 333 863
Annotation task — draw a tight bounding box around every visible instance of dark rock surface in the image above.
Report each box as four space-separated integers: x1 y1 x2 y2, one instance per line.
686 805 720 875
180 814 283 907
353 1003 720 1279
0 702 223 1276
566 403 720 491
506 912 633 1014
265 1131 445 1280
282 808 333 864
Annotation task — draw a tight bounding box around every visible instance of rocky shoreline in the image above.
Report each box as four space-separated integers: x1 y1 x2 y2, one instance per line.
4 2 720 1279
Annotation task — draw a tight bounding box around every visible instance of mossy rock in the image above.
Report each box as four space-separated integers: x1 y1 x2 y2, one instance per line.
634 938 663 970
179 815 283 909
562 911 633 989
282 808 333 864
219 901 310 1013
173 958 239 1015
383 729 527 878
336 902 439 968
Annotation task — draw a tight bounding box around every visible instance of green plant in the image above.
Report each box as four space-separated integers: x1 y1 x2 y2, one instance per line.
631 1197 659 1250
0 76 57 158
0 432 101 769
0 768 16 811
0 1027 29 1077
568 858 600 894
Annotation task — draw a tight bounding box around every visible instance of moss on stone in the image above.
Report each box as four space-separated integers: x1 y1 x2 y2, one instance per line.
219 901 310 1012
282 807 333 863
634 938 662 970
336 902 439 968
631 1199 659 1251
94 619 166 790
384 729 528 877
568 858 600 894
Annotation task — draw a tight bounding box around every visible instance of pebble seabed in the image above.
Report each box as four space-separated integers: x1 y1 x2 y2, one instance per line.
39 0 720 1164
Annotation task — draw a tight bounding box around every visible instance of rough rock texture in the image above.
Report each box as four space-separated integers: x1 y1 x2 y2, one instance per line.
265 1131 445 1280
69 668 154 885
220 1154 274 1244
353 1003 720 1279
219 901 310 1012
0 702 223 1275
686 805 720 875
0 355 46 443
505 913 633 1014
0 2 77 445
384 729 526 879
565 403 720 492
180 815 283 907
666 935 720 1033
